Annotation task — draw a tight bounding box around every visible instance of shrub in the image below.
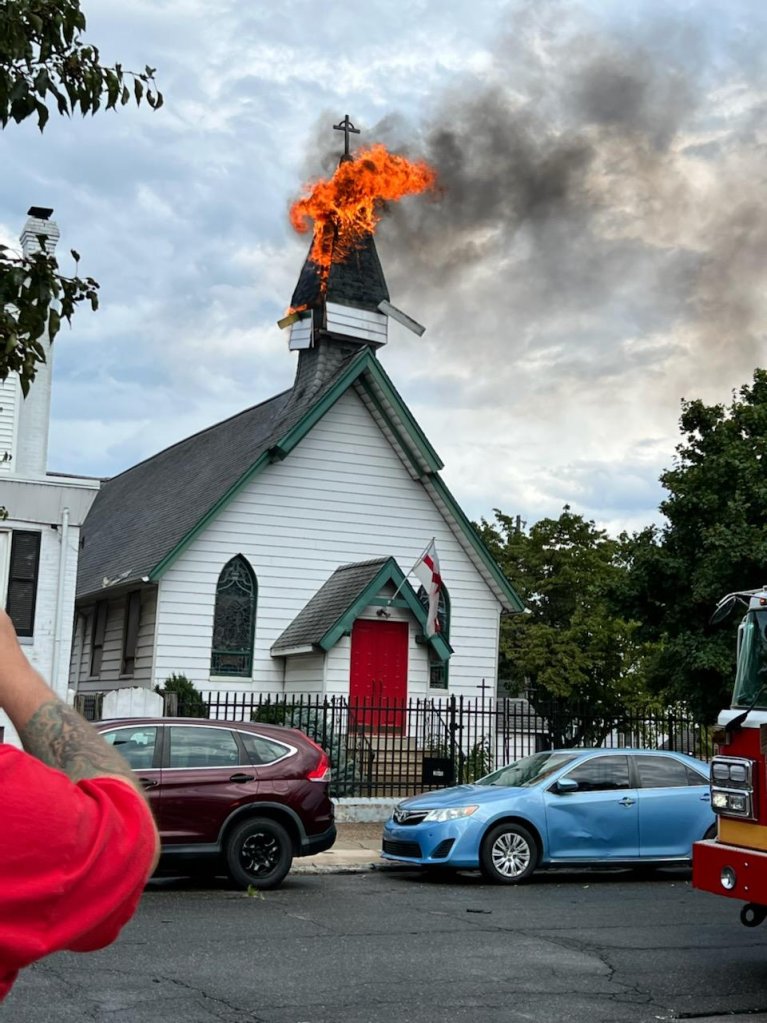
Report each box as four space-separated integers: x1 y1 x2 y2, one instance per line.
155 674 207 718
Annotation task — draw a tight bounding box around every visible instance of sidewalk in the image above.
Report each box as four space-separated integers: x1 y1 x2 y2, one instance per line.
293 821 390 874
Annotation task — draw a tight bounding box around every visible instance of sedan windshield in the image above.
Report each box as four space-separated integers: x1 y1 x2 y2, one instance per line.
476 752 578 788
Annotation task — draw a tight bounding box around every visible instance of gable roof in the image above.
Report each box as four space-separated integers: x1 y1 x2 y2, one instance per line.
77 347 523 613
271 556 452 662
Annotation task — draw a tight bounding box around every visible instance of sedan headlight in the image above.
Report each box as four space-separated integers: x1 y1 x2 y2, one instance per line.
423 805 479 822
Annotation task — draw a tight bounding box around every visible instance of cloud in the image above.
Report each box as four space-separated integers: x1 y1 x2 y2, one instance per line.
2 0 764 539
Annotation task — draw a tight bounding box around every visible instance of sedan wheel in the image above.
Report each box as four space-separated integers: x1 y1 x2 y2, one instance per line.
480 823 538 884
225 817 293 891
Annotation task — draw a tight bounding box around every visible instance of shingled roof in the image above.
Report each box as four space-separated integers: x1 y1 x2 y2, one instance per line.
76 349 362 600
270 555 454 662
271 558 390 654
290 232 390 313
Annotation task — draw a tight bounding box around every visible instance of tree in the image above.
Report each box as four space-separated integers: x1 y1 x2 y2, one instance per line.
0 0 162 393
624 369 767 721
476 506 656 746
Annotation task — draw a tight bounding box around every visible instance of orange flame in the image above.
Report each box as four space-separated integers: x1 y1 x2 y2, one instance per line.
289 143 436 300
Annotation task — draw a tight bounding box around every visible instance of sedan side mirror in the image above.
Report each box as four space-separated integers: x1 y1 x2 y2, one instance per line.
555 778 579 793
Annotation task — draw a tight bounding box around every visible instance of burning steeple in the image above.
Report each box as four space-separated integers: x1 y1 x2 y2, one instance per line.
280 118 435 361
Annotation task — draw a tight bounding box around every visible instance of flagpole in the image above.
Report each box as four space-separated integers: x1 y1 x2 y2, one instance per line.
388 537 435 604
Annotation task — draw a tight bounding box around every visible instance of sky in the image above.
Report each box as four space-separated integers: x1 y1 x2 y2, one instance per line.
1 0 765 537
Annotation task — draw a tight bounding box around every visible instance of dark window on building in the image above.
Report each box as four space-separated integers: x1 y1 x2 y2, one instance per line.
417 584 450 690
210 555 257 677
6 531 41 637
121 591 142 676
563 755 631 792
90 601 108 677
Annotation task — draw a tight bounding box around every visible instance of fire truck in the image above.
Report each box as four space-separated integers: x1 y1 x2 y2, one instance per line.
692 587 767 926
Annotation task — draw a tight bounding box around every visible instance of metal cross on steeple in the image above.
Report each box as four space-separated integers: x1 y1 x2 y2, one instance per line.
333 114 360 162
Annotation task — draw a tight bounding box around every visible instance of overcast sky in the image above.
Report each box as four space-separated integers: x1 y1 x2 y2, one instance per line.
1 0 765 536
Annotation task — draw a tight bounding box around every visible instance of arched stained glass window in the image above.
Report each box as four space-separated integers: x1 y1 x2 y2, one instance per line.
417 584 450 690
210 556 257 677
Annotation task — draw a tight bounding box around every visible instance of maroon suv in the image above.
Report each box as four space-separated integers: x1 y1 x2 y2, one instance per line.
96 717 336 889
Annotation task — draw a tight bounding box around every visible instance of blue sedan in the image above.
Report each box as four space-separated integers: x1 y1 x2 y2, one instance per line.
381 748 715 883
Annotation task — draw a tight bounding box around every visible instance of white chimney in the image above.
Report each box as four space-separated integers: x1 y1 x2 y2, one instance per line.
14 206 60 478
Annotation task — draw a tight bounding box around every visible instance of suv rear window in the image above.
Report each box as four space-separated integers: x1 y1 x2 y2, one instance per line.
168 725 240 768
239 731 292 766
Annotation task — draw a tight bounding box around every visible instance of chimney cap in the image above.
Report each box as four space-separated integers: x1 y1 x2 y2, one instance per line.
27 206 54 220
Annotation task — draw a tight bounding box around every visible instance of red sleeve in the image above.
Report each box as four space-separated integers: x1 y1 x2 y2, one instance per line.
0 745 156 999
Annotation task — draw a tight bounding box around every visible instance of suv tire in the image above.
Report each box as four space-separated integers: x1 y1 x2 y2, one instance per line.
226 817 293 890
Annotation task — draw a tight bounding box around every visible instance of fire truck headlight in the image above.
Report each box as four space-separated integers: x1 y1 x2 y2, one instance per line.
713 763 730 782
713 792 729 809
721 867 737 891
730 794 747 812
729 764 748 783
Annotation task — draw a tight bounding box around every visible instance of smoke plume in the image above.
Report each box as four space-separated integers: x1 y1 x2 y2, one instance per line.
299 4 766 400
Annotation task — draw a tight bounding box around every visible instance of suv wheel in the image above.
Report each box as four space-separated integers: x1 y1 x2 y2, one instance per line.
226 817 293 890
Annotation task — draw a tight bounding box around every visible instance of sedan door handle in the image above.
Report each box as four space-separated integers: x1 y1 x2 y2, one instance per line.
700 793 711 802
618 796 636 807
139 778 159 789
230 773 256 783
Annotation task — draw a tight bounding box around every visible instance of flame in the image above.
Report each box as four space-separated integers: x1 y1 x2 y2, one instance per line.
289 143 436 302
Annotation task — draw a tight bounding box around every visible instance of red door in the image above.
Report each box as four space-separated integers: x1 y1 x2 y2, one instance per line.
349 619 408 732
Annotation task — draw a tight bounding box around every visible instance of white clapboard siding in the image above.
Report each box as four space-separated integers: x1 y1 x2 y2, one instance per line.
76 587 158 691
0 377 18 472
326 303 387 346
284 653 325 695
154 388 503 696
288 314 313 351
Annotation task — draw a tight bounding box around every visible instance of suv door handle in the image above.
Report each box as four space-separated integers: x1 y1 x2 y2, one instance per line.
230 773 255 783
139 778 159 789
618 796 636 807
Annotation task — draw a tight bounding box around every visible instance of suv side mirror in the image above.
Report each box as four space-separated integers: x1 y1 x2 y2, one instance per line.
555 778 578 793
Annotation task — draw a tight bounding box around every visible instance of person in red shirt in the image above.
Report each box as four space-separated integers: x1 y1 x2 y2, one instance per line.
0 609 160 1001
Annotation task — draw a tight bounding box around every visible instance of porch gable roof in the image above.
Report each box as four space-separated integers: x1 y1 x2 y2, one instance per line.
270 556 453 662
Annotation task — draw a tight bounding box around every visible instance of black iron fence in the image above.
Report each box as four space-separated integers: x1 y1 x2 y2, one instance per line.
160 692 716 798
77 688 715 798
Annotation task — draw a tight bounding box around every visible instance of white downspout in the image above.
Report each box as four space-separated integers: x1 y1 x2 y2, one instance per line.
51 506 70 696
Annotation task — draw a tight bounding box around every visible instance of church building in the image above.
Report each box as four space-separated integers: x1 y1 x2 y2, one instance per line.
62 135 523 709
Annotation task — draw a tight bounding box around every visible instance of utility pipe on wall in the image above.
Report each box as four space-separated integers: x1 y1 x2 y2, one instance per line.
51 506 69 696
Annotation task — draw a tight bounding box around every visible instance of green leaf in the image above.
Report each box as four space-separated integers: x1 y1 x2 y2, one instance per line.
48 308 61 339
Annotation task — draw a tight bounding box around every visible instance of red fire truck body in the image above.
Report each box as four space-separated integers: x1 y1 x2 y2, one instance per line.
692 589 767 926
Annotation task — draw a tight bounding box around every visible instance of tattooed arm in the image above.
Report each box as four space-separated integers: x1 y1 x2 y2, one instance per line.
0 610 159 868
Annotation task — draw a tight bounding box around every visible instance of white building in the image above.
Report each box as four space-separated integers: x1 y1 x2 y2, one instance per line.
0 209 100 742
70 228 523 708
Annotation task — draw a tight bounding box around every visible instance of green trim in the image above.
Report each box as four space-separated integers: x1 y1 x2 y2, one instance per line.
148 452 271 580
359 361 443 472
271 350 373 460
147 346 520 615
427 474 525 613
357 377 424 477
319 557 452 662
271 349 443 473
370 596 410 609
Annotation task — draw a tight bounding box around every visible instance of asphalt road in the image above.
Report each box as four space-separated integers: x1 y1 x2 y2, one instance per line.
5 866 767 1023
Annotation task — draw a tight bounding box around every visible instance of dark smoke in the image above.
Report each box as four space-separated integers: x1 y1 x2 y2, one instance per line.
297 6 766 392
